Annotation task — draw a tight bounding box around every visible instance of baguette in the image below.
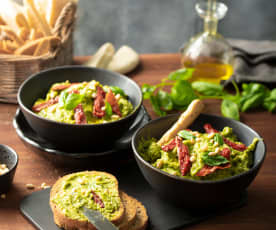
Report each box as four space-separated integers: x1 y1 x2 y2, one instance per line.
50 171 125 230
158 99 205 146
129 199 148 230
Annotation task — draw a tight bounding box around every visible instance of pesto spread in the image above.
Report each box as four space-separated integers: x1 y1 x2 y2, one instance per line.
51 172 121 221
138 124 259 181
32 80 133 124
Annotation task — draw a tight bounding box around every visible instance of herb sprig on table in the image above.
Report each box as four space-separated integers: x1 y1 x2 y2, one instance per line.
142 68 276 120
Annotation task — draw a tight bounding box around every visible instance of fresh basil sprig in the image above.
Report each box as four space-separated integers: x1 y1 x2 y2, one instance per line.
221 99 240 121
202 152 229 166
59 92 84 110
214 133 224 146
178 130 195 140
109 86 127 97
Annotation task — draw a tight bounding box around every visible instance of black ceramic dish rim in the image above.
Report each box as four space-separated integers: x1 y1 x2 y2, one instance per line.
131 113 267 185
17 65 143 128
12 106 148 158
0 144 18 176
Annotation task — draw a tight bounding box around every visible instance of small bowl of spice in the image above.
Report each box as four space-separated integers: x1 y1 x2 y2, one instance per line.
0 145 18 194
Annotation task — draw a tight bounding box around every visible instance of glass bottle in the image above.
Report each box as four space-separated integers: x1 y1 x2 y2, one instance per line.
180 0 234 84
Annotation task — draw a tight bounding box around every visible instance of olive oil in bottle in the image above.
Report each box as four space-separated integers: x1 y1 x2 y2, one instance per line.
180 0 234 84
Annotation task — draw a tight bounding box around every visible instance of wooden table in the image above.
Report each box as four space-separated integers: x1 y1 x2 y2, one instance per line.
0 54 275 230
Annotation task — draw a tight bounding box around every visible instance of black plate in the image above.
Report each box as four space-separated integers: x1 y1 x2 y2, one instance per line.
13 106 150 159
20 162 247 230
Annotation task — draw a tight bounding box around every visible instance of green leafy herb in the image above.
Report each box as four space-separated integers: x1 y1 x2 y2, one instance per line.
59 91 83 110
263 89 276 112
168 68 194 81
171 80 198 107
157 90 173 111
221 99 240 121
150 95 166 116
178 130 195 140
109 86 127 97
142 84 157 99
105 101 113 117
202 152 229 166
192 81 224 96
214 133 224 146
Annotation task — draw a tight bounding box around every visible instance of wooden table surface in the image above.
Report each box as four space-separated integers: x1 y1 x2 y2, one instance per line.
0 54 275 230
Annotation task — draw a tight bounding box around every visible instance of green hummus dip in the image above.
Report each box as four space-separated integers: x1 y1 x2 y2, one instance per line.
138 126 259 181
32 80 133 124
51 172 121 221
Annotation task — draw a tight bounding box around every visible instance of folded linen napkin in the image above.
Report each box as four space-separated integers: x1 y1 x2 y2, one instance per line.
226 39 276 85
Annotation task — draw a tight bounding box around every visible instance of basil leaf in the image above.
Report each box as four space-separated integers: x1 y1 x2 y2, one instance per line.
221 99 240 120
168 68 194 81
59 91 83 110
263 89 276 112
241 93 265 112
150 95 166 116
59 91 68 107
109 86 126 97
64 93 84 110
157 90 173 111
214 133 224 146
202 152 229 166
171 80 197 106
105 102 113 117
178 130 195 140
142 84 156 99
192 81 224 96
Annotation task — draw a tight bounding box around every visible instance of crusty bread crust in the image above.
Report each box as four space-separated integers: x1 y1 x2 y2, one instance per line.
118 191 137 230
50 171 125 230
129 199 149 230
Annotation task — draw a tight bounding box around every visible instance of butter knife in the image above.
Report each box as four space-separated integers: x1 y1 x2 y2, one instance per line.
82 207 119 230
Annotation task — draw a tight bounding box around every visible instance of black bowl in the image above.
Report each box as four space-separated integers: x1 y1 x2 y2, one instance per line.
0 145 18 194
18 66 142 151
132 113 266 208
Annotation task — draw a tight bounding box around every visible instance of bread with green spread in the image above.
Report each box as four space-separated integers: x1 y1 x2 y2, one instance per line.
50 171 125 230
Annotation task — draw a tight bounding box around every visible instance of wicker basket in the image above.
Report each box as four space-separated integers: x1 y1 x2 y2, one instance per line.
0 2 77 104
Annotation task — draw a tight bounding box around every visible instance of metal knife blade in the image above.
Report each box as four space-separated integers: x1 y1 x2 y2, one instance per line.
82 207 119 230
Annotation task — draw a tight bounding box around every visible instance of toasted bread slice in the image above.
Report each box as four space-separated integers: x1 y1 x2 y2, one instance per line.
118 192 137 230
50 171 125 230
129 199 148 230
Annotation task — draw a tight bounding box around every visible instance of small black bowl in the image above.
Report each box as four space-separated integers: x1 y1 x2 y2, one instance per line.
132 113 266 208
18 66 142 151
0 145 18 194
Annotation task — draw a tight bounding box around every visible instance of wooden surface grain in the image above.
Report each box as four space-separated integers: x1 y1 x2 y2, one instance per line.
0 54 275 230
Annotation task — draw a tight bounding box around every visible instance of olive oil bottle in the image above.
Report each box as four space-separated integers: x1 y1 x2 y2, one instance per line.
181 0 234 84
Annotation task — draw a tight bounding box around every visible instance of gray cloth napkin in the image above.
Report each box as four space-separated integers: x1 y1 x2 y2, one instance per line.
226 39 276 85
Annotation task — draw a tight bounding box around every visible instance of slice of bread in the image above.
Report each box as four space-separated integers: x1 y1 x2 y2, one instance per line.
50 171 125 230
129 199 149 230
118 192 137 230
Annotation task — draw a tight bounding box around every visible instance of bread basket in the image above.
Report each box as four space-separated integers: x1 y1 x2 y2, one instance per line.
0 2 77 104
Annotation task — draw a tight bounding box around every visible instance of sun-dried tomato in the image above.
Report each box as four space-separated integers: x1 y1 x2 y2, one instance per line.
93 86 106 118
203 123 219 134
176 136 191 176
196 163 231 177
204 124 247 151
32 97 59 112
220 148 231 160
74 104 87 124
161 137 177 152
68 89 80 94
91 191 105 208
223 138 247 151
105 89 121 117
